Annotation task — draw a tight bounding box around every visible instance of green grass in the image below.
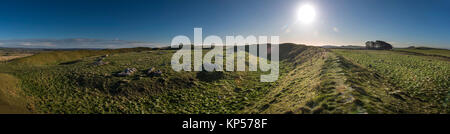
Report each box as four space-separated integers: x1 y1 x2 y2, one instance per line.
333 49 449 113
1 44 448 114
248 48 422 114
0 73 29 113
244 46 329 114
0 47 282 113
394 48 450 58
9 47 154 66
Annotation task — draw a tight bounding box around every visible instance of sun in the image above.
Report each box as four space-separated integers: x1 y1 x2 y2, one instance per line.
297 4 316 24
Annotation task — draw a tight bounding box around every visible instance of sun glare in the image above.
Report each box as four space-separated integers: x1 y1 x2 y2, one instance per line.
297 4 316 24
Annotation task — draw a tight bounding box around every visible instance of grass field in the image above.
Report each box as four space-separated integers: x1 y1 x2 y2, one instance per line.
0 46 281 113
0 49 34 62
334 49 449 113
0 44 448 113
394 48 450 58
0 54 33 62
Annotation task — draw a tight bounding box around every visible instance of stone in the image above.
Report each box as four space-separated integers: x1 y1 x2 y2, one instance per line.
147 67 163 77
146 67 156 75
93 59 109 66
117 68 138 77
153 70 163 76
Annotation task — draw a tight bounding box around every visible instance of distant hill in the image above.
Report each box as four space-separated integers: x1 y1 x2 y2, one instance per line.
320 45 365 49
407 46 448 50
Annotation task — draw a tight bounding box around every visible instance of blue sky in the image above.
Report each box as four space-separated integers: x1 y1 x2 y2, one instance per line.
0 0 449 48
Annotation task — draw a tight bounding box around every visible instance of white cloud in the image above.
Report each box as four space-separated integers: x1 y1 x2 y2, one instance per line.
21 42 32 46
19 42 55 47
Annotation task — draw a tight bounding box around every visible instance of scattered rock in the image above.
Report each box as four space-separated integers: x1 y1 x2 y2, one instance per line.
116 68 138 77
146 67 163 77
153 70 163 76
93 59 109 66
151 71 163 77
146 67 155 75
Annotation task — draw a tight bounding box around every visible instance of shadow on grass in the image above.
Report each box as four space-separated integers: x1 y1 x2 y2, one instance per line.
196 71 225 82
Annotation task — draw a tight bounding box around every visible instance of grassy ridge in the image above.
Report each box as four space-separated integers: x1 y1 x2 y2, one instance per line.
11 50 111 65
247 48 419 114
244 46 328 113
